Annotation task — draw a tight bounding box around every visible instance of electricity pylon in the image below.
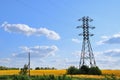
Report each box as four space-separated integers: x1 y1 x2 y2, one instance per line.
76 16 96 68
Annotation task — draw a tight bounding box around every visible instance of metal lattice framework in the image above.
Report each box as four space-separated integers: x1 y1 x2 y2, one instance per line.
76 16 96 68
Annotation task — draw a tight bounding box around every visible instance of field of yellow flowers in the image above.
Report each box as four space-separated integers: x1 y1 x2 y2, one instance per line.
0 70 66 76
0 69 120 78
102 70 120 77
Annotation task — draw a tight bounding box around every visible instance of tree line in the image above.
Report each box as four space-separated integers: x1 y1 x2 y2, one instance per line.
0 65 56 70
0 66 19 70
35 67 56 70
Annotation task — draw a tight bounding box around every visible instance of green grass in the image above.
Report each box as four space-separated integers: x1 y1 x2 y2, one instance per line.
0 74 120 80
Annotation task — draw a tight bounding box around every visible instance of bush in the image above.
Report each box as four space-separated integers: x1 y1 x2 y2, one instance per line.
19 64 28 75
35 67 40 70
79 65 89 74
67 65 102 75
67 66 79 74
88 66 102 75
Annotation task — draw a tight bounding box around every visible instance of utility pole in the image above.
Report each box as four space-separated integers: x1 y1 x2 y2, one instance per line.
28 52 30 77
76 16 96 68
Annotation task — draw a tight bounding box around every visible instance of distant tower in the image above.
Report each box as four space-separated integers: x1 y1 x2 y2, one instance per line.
76 16 96 68
28 52 30 77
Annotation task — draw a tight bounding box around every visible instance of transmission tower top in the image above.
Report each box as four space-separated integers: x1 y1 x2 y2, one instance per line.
76 16 96 68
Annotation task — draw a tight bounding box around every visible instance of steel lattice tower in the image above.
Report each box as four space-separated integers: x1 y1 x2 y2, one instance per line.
76 16 96 68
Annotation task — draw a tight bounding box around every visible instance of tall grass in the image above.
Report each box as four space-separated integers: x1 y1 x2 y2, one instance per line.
0 75 120 80
0 75 72 80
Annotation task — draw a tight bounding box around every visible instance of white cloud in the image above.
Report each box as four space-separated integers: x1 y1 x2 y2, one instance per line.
2 22 60 40
0 58 11 67
50 58 79 69
72 38 80 43
101 36 109 39
97 32 120 45
95 49 120 69
72 51 81 57
64 59 78 65
0 58 11 63
2 48 120 69
103 49 120 57
13 45 58 58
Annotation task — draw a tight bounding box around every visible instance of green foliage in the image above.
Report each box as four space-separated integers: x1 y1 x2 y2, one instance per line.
19 64 28 75
0 66 19 70
0 75 9 79
67 65 102 75
0 66 8 70
79 65 89 74
35 67 56 70
0 75 120 80
88 66 102 75
67 66 79 74
31 75 72 80
12 75 29 80
57 75 72 80
35 67 40 70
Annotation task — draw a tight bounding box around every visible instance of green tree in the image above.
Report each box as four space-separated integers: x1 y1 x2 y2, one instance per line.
0 66 8 70
67 66 79 74
35 67 40 70
19 64 28 75
88 66 102 75
79 65 89 74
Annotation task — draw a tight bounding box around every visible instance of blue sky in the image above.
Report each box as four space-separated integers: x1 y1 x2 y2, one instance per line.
0 0 120 69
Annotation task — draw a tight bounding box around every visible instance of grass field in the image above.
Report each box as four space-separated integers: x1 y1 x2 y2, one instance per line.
0 69 120 79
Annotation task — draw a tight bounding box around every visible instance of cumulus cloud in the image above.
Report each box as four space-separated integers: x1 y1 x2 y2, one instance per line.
13 45 58 58
95 49 120 69
97 33 120 45
96 49 120 60
72 38 80 43
2 22 60 40
103 49 120 57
